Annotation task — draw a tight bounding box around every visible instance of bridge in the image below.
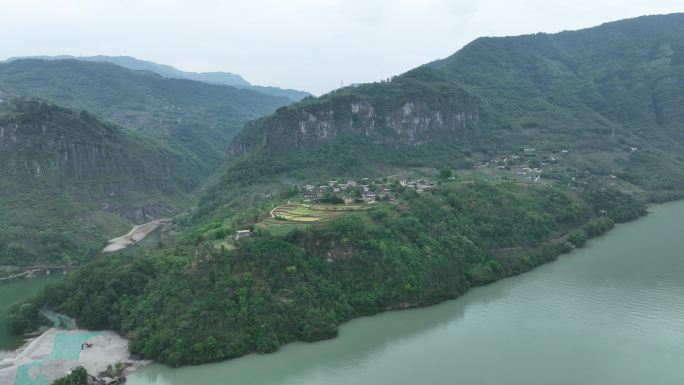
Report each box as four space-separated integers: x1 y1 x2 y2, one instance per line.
18 265 80 271
0 265 80 283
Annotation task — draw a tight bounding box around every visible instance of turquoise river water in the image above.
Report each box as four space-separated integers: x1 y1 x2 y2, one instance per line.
127 200 684 385
2 201 683 384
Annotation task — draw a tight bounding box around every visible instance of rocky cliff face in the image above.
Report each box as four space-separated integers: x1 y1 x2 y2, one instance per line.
0 59 294 178
228 75 482 157
0 99 189 234
0 121 177 195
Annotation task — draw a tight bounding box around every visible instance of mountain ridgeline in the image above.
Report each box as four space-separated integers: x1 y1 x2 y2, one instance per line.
7 13 683 369
6 55 312 102
199 13 684 220
0 99 194 265
0 59 293 178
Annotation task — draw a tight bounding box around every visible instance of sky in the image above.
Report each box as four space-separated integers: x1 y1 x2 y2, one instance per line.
1 0 682 95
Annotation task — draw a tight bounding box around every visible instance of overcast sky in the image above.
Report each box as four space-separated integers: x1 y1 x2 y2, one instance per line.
1 0 682 95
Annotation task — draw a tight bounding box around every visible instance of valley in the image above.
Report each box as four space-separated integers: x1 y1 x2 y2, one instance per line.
1 10 684 385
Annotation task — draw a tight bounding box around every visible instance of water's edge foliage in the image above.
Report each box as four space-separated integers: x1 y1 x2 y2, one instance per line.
9 182 643 366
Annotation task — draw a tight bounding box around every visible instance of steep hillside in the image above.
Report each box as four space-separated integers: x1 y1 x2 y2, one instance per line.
14 180 643 366
0 98 194 265
0 59 292 179
7 55 312 102
198 13 684 221
9 13 684 368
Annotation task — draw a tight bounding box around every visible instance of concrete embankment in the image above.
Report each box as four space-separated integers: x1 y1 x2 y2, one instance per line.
102 219 171 253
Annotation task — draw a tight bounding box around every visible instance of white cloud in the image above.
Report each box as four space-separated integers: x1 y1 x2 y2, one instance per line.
0 0 682 94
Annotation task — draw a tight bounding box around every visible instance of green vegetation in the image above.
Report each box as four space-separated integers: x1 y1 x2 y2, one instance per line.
253 203 367 236
13 181 642 366
0 58 292 177
52 367 88 385
13 55 311 101
6 13 683 370
196 13 684 225
0 99 192 265
7 301 44 334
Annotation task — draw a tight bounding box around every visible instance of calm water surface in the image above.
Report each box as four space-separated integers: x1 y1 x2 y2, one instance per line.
0 277 57 351
125 201 684 384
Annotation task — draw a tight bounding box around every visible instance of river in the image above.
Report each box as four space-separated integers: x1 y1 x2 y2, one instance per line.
0 277 57 351
127 200 684 385
2 201 683 384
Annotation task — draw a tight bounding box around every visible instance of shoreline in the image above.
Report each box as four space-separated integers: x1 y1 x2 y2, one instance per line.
0 328 150 385
136 209 650 370
6 202 665 376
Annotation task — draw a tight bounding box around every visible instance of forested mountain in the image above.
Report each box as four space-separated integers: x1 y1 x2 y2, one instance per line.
198 13 684 220
0 59 292 178
10 13 684 367
0 99 194 265
6 55 312 102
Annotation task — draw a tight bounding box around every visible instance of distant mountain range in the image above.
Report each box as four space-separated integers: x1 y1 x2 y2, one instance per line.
5 55 312 102
0 58 296 264
0 58 292 178
8 13 684 370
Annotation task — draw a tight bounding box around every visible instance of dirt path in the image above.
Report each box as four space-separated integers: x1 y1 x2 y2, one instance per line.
270 202 293 218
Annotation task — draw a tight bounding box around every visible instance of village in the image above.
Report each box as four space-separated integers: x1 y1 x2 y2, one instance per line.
231 176 440 240
230 145 633 241
298 176 439 203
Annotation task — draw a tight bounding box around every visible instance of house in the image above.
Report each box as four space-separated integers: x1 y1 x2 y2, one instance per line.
235 230 253 240
347 180 357 187
363 191 376 202
303 191 321 200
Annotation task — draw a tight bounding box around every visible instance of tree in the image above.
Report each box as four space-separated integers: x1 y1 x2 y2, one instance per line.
438 167 453 180
52 367 88 385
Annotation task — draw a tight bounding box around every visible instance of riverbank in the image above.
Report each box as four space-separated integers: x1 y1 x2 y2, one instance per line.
126 200 684 385
13 181 649 367
0 328 149 385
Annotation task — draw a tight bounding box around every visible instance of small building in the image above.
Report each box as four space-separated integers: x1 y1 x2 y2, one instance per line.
363 192 376 202
235 230 253 240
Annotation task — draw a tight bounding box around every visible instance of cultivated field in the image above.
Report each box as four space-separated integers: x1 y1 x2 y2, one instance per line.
256 203 368 236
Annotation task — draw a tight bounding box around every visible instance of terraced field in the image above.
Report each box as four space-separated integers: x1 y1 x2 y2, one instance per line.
256 203 368 236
